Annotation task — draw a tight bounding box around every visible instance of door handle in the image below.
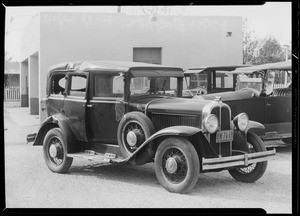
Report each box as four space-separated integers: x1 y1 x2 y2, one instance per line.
86 104 93 108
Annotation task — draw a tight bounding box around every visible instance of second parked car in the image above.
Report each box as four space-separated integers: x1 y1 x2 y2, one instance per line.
188 61 292 147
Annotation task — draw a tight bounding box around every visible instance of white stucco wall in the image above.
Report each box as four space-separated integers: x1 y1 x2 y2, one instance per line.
20 14 40 62
21 12 243 118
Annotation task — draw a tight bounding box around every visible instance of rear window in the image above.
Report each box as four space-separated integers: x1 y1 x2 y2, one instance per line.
50 73 66 95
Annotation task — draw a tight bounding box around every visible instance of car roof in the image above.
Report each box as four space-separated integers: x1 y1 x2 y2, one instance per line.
230 60 291 74
184 65 250 74
48 60 184 77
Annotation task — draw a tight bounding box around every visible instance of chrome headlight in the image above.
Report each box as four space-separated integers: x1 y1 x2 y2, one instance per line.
203 114 219 134
233 113 249 131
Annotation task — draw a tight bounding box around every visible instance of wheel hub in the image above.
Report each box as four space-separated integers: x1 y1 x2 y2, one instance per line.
165 157 178 174
126 131 138 147
49 144 58 158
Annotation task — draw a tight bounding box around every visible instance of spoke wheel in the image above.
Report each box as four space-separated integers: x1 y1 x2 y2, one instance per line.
48 137 64 165
228 132 268 183
117 112 155 164
162 148 188 184
43 128 73 173
235 143 257 174
155 137 199 194
122 121 146 154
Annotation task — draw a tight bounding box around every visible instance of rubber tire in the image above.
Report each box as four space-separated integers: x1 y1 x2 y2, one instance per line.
43 128 73 173
154 137 200 194
117 112 155 158
228 132 267 183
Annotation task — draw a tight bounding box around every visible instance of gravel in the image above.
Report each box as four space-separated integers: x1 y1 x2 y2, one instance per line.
4 107 292 213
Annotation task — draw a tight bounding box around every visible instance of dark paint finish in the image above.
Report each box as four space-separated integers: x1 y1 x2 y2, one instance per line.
187 63 292 143
34 60 270 167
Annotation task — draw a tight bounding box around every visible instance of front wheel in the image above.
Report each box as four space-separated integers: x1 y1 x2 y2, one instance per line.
43 128 73 173
228 132 267 183
154 137 200 194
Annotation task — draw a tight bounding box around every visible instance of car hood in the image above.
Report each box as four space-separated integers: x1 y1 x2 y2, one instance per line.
199 89 255 101
129 96 212 115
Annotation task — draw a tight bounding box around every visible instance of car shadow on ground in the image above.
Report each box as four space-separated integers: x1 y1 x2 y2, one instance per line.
67 162 161 188
62 145 291 196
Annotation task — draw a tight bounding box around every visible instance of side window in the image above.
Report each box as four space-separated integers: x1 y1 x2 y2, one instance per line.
51 73 66 95
94 76 113 97
215 73 233 88
112 76 124 95
94 75 124 97
68 75 87 97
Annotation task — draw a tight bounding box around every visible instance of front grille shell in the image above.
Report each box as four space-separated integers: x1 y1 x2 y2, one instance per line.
202 101 232 157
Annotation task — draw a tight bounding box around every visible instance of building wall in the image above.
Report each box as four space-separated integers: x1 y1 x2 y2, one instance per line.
20 14 40 62
22 12 243 119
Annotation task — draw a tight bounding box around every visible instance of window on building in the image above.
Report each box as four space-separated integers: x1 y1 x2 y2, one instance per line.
50 73 66 95
69 75 87 97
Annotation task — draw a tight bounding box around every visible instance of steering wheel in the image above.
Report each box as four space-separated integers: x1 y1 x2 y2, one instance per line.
156 87 165 94
196 88 207 95
146 87 165 94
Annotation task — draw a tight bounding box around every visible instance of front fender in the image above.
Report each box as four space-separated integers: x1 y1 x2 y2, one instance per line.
32 114 77 152
246 120 265 133
125 126 203 164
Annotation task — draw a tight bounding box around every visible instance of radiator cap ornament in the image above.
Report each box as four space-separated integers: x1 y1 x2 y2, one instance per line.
214 96 222 102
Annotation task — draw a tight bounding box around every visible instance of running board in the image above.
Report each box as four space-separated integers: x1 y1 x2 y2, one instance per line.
67 150 126 164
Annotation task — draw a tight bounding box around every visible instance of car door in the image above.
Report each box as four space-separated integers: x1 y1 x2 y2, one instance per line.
262 70 292 136
263 94 292 137
86 73 124 144
226 96 265 123
64 72 88 142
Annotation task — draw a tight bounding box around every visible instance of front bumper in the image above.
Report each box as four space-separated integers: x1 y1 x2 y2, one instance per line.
202 149 276 171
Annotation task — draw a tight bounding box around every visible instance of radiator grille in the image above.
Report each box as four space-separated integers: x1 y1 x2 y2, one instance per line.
210 106 231 157
151 114 197 131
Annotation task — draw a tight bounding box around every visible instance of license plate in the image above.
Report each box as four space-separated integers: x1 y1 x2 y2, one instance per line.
216 130 234 143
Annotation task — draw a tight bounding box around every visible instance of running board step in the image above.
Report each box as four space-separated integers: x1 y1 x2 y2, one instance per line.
67 150 126 164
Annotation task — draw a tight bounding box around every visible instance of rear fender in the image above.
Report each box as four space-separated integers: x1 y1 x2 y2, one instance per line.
126 126 204 165
33 114 78 153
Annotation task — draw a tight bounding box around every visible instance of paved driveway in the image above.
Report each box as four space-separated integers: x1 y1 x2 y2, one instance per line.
4 107 293 213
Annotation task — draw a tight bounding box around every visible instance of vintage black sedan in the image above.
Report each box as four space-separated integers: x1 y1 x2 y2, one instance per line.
28 61 275 193
188 61 292 147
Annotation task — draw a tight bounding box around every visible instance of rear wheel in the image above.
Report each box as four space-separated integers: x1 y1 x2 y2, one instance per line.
154 137 200 194
43 128 73 173
228 132 267 182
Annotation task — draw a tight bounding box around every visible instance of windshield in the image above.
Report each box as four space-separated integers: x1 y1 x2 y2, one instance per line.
235 70 292 95
187 73 207 89
235 73 263 92
130 76 179 97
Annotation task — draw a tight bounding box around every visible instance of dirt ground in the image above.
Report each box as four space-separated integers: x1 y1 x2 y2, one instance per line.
4 106 293 213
